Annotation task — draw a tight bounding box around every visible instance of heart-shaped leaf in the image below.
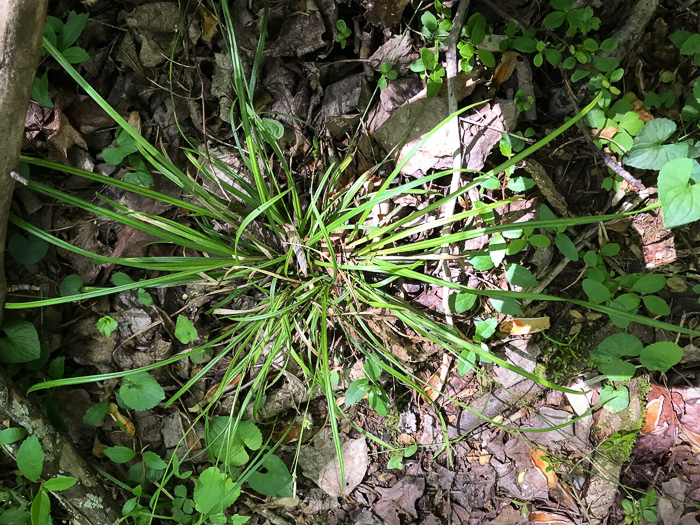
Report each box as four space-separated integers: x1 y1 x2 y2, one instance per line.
658 158 700 228
9 233 49 265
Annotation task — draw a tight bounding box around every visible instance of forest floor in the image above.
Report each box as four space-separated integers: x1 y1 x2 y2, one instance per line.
3 0 700 524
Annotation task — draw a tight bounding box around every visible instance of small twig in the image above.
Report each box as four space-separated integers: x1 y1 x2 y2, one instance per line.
560 72 646 193
441 0 471 328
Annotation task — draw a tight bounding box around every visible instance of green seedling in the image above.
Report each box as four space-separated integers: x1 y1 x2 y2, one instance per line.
411 46 446 97
378 62 398 90
96 315 118 338
336 19 351 49
33 11 90 107
622 490 658 524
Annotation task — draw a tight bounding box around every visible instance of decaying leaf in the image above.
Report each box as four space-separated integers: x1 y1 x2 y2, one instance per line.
530 447 558 488
499 317 550 335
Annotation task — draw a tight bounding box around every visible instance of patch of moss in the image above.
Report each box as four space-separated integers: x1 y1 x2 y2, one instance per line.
535 327 595 385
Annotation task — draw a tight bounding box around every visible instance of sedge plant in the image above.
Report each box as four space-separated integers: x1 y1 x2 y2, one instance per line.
6 3 700 522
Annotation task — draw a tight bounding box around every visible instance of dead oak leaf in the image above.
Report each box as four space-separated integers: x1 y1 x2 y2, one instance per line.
45 107 88 163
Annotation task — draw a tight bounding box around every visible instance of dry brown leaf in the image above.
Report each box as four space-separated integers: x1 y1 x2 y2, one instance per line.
197 4 218 42
493 51 519 87
499 317 550 335
530 448 558 488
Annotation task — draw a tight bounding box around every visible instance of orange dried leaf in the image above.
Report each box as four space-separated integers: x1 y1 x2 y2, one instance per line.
530 448 558 488
499 317 550 335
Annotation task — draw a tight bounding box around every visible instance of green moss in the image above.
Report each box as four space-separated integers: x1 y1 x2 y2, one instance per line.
536 327 594 385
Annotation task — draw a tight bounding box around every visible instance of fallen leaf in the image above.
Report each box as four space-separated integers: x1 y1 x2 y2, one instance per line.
499 317 550 335
364 0 410 27
528 510 576 524
530 448 558 488
197 4 218 42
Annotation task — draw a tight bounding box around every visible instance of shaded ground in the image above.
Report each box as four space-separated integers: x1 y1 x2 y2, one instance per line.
3 0 700 524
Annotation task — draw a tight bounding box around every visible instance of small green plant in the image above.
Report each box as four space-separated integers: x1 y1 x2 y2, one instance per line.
599 431 637 463
458 13 495 71
378 62 398 90
386 442 418 469
344 358 391 415
514 89 534 111
33 11 90 107
96 315 118 338
419 4 451 43
335 19 351 49
0 428 78 524
622 490 658 524
410 46 445 97
670 30 700 65
590 333 682 382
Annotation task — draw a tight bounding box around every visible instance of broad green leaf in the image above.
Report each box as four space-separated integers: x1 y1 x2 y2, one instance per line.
60 11 89 49
421 47 436 71
642 295 670 316
555 233 579 261
206 418 262 467
489 234 507 266
474 318 498 341
0 319 41 364
119 372 165 411
17 435 44 482
507 176 536 192
247 454 294 498
0 427 27 445
175 315 198 344
387 455 403 469
468 253 494 271
43 476 77 491
490 297 522 316
368 387 390 415
592 355 636 382
363 359 381 381
194 466 239 517
600 243 620 256
595 333 643 357
111 272 134 286
8 233 48 265
640 341 683 373
83 401 108 425
504 263 538 287
457 350 476 375
344 379 370 407
623 119 689 170
261 118 284 141
632 274 666 294
544 10 566 29
505 238 528 255
30 490 50 525
529 234 551 247
60 274 83 296
476 49 495 68
143 451 167 470
583 279 611 303
104 446 136 463
32 73 53 108
452 292 477 313
61 46 90 64
600 385 630 413
97 315 118 338
658 158 700 228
